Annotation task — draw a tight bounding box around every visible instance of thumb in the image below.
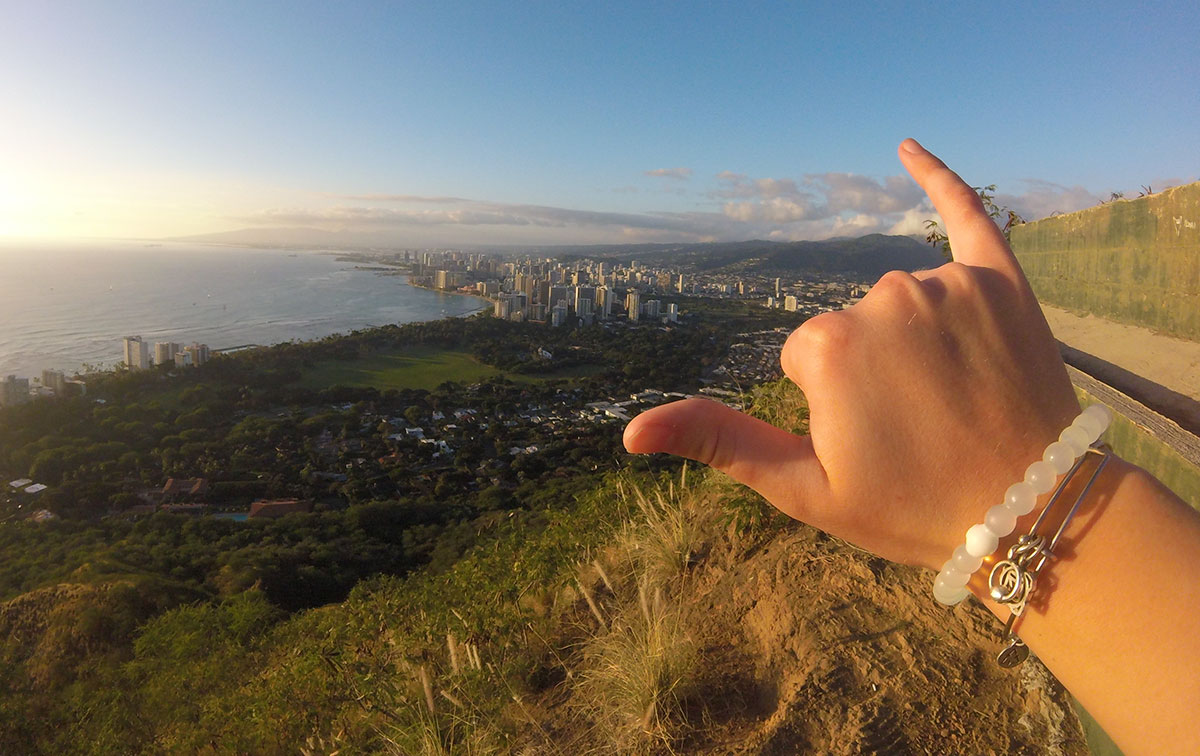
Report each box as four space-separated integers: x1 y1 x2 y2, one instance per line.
623 398 827 519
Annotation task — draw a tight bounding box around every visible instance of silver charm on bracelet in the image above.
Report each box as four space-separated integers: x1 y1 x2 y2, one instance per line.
988 534 1046 613
990 445 1111 668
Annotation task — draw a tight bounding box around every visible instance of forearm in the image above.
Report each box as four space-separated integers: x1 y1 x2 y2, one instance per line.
970 457 1200 755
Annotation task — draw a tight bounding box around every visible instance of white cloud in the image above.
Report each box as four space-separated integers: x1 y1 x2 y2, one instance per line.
996 179 1101 221
722 196 816 223
810 173 925 215
236 197 739 244
644 167 692 180
714 171 805 200
335 193 471 203
887 205 940 237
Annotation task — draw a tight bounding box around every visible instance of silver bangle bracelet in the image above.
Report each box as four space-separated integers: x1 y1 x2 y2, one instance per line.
990 444 1112 667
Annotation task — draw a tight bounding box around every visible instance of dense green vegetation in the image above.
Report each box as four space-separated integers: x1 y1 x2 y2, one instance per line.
1 300 795 524
0 301 804 753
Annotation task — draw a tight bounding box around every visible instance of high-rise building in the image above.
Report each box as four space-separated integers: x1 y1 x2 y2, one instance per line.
784 295 799 312
574 286 595 314
774 278 782 298
576 297 594 326
41 369 66 394
123 336 149 370
175 351 193 368
550 286 572 312
642 299 661 320
667 303 679 323
155 341 181 366
676 274 685 293
185 343 210 367
551 304 568 327
435 270 461 290
595 286 613 319
0 375 30 406
625 290 641 322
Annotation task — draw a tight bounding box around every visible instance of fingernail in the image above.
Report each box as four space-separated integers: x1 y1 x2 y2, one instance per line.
622 423 646 452
901 138 926 155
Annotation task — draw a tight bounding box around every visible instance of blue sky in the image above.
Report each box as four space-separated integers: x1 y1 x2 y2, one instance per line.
1 0 1196 244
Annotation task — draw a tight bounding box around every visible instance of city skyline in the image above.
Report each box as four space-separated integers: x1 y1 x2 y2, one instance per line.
2 1 1197 245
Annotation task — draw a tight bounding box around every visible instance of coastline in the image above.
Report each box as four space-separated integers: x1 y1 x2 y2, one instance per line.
67 288 490 381
0 244 493 381
406 276 495 309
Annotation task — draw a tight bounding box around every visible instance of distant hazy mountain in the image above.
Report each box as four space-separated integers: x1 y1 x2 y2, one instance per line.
548 234 944 279
170 227 943 279
702 234 944 278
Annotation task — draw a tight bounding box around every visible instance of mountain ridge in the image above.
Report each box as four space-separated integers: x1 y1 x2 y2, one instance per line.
168 229 943 279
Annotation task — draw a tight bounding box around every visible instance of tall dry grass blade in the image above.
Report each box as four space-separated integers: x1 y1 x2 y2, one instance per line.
641 699 657 733
593 559 614 593
447 633 461 675
637 579 651 625
577 578 606 627
419 665 436 715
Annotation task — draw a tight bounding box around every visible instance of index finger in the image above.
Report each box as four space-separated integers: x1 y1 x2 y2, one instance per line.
897 138 1021 277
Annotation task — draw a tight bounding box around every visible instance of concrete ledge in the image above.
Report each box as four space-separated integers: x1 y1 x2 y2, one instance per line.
1069 366 1200 508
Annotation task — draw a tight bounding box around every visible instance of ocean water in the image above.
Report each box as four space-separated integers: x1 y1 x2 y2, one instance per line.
0 239 486 378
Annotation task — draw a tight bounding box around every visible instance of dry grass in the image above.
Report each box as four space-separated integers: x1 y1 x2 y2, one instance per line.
376 685 502 756
615 466 719 586
569 467 720 753
747 377 809 435
368 466 739 754
576 578 697 753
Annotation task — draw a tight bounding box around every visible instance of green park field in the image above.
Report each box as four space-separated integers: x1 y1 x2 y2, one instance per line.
298 345 603 392
299 346 517 391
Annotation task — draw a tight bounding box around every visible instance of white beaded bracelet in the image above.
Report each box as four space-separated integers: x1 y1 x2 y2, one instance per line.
932 403 1114 606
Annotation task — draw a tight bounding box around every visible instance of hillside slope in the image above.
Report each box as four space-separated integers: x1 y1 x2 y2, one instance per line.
0 380 1087 754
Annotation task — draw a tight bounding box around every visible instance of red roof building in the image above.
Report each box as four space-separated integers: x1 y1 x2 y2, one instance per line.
248 498 312 519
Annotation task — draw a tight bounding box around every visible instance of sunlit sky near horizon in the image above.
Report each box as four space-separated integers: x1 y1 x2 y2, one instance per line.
2 0 1197 246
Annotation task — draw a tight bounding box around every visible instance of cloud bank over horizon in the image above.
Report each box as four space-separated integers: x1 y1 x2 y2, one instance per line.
231 170 1110 247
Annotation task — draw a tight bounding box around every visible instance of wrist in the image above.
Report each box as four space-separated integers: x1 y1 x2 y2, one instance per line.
932 404 1113 606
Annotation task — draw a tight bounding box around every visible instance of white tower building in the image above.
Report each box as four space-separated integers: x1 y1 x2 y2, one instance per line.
123 336 149 370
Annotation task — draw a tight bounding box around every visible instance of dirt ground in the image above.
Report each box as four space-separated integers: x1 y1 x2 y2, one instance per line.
532 514 1091 755
672 523 1088 755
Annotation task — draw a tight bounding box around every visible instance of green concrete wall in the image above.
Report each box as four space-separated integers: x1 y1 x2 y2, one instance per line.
1075 386 1200 509
1010 182 1200 342
1014 191 1200 756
